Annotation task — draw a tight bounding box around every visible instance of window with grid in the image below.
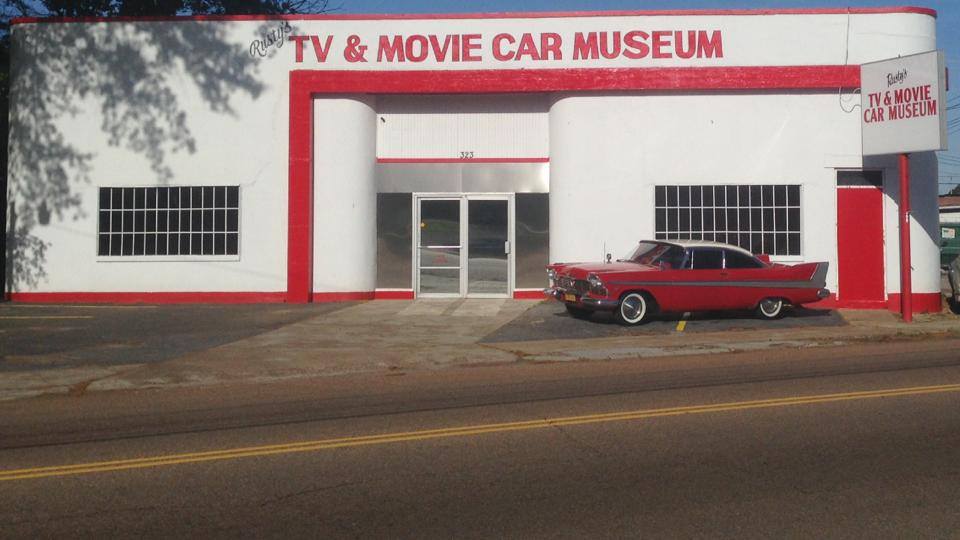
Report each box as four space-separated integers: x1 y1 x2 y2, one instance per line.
97 186 240 257
654 185 801 256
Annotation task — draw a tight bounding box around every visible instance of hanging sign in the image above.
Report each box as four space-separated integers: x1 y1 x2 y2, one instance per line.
861 50 948 156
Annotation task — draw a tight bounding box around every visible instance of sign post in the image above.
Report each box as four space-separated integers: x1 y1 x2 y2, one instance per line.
861 50 948 322
899 153 912 322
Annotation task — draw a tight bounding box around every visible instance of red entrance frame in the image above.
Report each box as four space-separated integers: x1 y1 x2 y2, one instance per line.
287 65 861 303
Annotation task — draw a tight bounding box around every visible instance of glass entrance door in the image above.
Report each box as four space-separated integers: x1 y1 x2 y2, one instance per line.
467 199 509 296
417 198 462 296
415 195 512 298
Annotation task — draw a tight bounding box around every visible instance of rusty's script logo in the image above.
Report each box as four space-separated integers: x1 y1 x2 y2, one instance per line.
250 22 293 58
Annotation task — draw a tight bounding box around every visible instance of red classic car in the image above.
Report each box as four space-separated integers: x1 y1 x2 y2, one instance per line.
545 240 829 325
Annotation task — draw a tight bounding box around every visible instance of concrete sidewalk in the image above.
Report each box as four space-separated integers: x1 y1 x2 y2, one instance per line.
1 299 958 401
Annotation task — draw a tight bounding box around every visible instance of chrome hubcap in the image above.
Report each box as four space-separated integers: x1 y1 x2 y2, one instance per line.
761 299 781 315
622 296 644 321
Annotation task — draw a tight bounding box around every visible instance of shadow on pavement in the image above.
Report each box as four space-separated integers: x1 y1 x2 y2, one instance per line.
482 301 845 343
0 303 350 371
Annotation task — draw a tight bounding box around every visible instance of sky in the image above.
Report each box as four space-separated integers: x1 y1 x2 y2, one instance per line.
334 0 960 193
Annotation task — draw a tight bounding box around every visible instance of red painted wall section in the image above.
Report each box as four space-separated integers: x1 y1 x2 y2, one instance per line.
7 292 287 304
287 83 314 303
836 187 886 306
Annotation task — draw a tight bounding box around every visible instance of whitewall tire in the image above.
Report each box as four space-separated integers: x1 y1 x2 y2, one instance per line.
756 297 785 320
616 292 650 326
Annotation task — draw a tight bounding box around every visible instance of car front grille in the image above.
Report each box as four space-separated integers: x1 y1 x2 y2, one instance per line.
558 276 590 296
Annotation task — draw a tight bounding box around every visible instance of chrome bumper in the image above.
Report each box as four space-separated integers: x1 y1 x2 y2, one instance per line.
580 297 619 310
543 288 618 310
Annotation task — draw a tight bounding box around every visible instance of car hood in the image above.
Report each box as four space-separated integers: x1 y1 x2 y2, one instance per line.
554 261 655 278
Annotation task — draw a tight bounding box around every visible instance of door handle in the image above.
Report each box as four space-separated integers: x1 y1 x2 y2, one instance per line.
504 241 511 254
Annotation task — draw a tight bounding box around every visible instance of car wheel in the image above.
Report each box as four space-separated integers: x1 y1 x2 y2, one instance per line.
616 292 650 326
565 305 592 319
756 297 785 320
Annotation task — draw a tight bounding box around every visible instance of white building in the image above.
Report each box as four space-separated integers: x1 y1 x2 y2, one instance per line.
4 6 945 312
940 196 960 224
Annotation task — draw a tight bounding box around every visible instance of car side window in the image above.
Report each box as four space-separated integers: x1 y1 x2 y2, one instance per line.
691 248 724 270
724 250 764 269
657 246 687 269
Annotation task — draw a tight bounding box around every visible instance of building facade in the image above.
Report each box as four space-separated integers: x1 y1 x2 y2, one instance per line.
4 7 944 311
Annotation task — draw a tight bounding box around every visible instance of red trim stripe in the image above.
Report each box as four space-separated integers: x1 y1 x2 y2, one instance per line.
6 291 384 304
293 67 860 95
377 158 548 164
887 292 941 314
374 290 415 300
806 292 941 313
7 292 287 304
9 291 939 309
311 291 375 302
513 290 546 300
10 6 936 25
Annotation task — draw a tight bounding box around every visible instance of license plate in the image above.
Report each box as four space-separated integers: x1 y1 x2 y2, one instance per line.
564 293 577 302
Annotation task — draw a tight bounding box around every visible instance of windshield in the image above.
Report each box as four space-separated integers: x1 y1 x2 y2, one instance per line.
622 242 681 266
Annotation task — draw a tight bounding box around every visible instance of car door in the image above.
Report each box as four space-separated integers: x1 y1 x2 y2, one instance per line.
676 248 727 311
720 249 769 308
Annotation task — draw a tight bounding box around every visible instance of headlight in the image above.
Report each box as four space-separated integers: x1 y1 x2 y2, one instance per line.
587 273 608 296
547 269 557 280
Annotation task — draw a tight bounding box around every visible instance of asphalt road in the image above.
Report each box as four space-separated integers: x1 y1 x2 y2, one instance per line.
3 344 960 538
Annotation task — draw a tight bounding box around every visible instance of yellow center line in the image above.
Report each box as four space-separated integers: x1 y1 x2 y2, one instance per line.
3 305 156 309
0 316 94 320
2 383 959 482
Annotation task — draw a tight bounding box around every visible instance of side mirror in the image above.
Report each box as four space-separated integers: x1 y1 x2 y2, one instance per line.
606 253 612 264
